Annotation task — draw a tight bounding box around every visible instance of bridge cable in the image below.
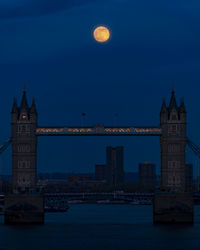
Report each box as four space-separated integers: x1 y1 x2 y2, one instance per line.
187 138 200 158
187 138 200 191
0 138 12 155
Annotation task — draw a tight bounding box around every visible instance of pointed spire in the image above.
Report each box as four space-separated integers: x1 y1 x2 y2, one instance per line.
11 97 18 113
179 97 186 113
168 87 178 111
160 98 167 113
20 86 29 111
172 82 175 93
30 97 37 114
23 83 26 92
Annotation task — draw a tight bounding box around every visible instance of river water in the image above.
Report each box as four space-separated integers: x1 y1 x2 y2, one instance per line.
0 204 200 250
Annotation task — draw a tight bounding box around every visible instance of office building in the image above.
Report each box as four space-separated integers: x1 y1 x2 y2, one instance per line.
139 162 156 189
106 146 124 185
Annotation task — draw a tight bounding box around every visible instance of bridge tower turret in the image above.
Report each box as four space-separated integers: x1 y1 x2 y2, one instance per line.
11 88 37 192
160 88 187 192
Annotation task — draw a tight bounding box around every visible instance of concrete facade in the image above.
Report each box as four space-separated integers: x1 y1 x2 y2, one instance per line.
153 193 193 224
155 90 194 224
139 162 156 189
11 89 37 192
160 89 187 192
4 194 44 224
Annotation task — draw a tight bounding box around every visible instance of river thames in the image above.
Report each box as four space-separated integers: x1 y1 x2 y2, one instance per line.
0 204 200 250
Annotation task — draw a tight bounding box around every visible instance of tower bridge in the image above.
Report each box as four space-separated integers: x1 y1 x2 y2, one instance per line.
2 87 198 224
10 87 187 193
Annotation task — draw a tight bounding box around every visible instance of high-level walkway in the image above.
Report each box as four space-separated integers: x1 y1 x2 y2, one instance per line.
36 126 162 136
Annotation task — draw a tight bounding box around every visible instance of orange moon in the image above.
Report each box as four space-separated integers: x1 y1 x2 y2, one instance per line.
93 26 110 43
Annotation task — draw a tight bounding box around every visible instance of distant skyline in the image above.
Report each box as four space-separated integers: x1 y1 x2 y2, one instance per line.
0 0 200 174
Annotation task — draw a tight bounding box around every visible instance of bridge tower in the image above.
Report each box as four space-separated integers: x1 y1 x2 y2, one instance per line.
160 88 186 192
11 88 37 192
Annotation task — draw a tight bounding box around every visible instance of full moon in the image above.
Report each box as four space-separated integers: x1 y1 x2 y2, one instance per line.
93 26 110 43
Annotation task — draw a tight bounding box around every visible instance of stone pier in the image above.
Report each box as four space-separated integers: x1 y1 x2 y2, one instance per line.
4 194 44 224
153 193 194 224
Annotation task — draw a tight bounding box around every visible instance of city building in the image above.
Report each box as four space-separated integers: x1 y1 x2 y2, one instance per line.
139 162 156 190
67 175 105 193
67 175 91 183
106 146 124 185
95 164 106 181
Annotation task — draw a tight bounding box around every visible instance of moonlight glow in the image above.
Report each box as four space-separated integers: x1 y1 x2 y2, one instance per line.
93 26 110 43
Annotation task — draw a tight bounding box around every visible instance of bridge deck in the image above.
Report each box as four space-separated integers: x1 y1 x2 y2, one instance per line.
36 126 162 136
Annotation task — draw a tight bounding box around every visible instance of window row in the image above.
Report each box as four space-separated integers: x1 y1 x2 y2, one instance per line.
168 161 180 169
17 125 31 134
168 144 181 153
17 144 31 153
17 174 34 185
18 160 31 169
168 175 181 186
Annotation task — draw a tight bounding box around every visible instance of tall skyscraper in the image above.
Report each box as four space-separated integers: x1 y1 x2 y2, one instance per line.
139 162 156 189
106 146 124 186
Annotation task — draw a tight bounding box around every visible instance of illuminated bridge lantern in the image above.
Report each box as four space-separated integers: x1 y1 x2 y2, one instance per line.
35 126 162 136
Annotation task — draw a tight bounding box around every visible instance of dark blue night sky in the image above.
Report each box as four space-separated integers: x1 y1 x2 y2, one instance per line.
0 0 200 175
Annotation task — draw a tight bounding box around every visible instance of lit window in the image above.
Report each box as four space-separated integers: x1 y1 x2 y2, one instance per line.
22 114 27 120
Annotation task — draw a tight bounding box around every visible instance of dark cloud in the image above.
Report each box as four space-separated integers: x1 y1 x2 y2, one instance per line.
0 0 96 19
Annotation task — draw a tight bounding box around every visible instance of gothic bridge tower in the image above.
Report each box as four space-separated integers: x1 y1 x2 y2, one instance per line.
11 88 37 192
160 89 186 192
